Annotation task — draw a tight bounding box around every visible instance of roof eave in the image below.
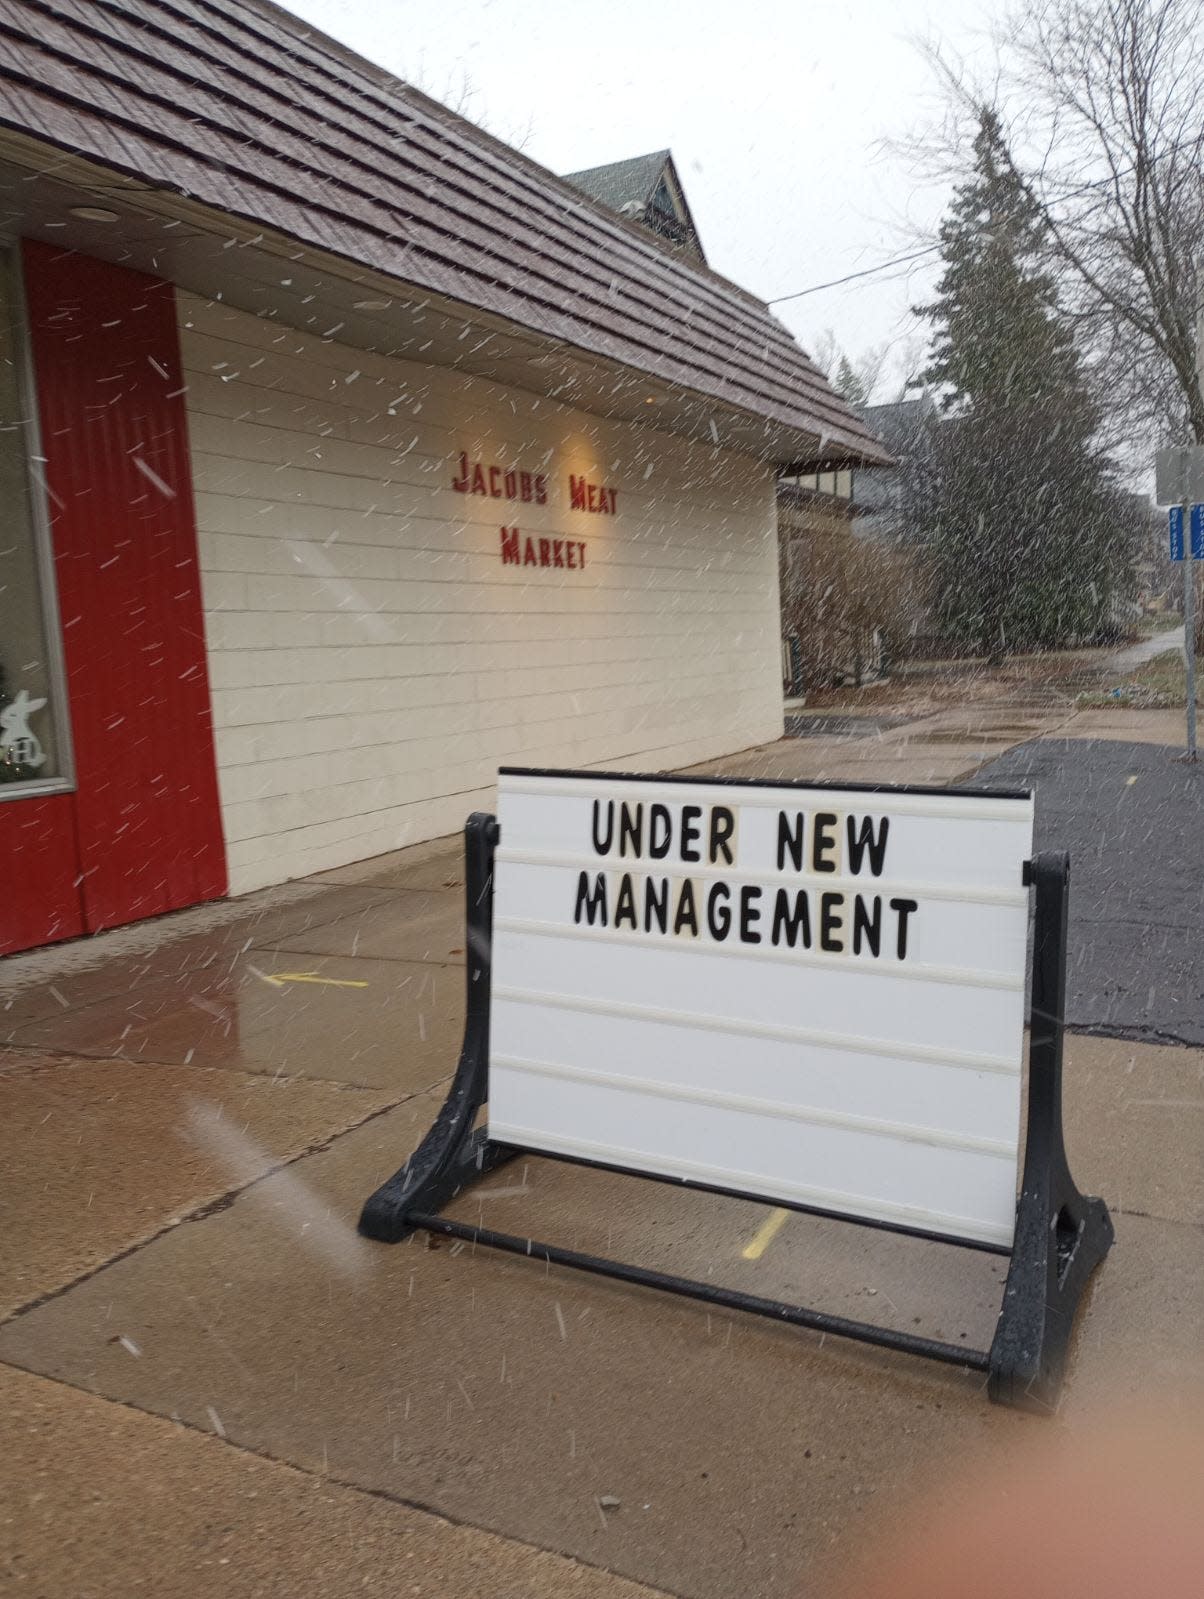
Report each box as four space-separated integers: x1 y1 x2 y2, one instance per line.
779 440 896 473
0 123 881 466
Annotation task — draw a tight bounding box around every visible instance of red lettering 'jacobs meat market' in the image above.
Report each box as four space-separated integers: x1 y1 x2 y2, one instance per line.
500 528 587 569
568 473 618 514
451 453 617 571
451 452 548 503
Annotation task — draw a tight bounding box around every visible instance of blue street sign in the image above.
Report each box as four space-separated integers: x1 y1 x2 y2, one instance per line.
1171 504 1204 560
1169 506 1184 561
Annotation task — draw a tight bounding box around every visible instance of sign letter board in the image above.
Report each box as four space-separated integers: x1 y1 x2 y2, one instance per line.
490 771 1032 1246
360 769 1113 1412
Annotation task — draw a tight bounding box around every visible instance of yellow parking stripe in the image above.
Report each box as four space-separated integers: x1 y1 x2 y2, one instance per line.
742 1206 789 1261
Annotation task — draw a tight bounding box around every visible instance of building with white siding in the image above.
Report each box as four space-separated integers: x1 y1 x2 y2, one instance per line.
0 0 886 954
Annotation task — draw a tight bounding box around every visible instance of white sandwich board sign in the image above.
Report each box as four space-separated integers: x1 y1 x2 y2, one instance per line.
361 767 1113 1411
488 769 1032 1247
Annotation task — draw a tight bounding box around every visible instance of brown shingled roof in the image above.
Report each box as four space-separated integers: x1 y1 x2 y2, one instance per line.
0 0 888 464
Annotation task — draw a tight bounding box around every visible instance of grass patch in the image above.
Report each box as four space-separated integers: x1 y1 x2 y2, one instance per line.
1077 649 1188 708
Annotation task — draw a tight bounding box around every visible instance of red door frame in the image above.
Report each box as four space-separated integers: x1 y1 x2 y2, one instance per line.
0 242 226 955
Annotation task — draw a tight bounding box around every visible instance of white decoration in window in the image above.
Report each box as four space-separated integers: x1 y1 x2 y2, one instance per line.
0 689 48 768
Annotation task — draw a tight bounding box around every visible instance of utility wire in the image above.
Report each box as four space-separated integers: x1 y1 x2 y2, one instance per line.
767 245 939 305
766 129 1204 307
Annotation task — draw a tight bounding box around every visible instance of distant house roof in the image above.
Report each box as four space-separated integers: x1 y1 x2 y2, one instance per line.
850 397 933 538
857 396 936 458
565 149 675 214
563 149 707 263
0 0 888 468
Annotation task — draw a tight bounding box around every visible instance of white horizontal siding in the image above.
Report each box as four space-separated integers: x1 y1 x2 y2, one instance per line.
179 295 784 893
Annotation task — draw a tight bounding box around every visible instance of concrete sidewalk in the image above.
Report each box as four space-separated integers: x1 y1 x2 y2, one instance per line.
1 1360 671 1599
2 709 1201 1598
1102 624 1185 673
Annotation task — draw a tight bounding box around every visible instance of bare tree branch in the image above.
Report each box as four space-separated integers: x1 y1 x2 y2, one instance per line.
903 0 1204 450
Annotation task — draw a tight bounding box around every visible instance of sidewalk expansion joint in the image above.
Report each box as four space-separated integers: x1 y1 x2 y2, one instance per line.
1111 1206 1204 1232
0 1362 688 1599
0 1092 415 1328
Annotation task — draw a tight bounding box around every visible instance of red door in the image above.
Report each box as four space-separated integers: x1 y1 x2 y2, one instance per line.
16 241 226 939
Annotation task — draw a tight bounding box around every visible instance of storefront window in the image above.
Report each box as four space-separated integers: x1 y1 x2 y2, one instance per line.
0 250 67 791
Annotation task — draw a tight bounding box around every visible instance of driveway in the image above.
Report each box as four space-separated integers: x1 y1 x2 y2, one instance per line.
971 737 1204 1045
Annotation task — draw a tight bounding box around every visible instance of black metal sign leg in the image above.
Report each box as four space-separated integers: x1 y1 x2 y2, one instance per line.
988 853 1114 1411
359 813 515 1242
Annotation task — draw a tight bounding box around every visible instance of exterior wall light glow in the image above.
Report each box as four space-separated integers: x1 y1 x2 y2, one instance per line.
68 206 120 222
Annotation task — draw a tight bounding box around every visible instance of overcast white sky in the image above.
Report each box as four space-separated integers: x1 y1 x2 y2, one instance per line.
283 0 999 401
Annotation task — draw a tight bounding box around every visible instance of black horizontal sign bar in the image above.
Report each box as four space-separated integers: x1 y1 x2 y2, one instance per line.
498 765 1033 804
407 1213 993 1373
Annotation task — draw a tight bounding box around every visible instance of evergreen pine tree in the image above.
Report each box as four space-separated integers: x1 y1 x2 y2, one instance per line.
915 108 1132 655
833 353 869 408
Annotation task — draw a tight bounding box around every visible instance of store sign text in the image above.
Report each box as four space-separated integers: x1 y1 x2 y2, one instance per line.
452 455 617 515
452 453 548 504
453 452 615 571
501 527 587 569
575 799 916 959
569 475 617 514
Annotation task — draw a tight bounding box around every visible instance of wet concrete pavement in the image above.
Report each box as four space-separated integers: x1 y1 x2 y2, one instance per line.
0 1052 396 1319
2 707 1201 1597
1 1361 670 1599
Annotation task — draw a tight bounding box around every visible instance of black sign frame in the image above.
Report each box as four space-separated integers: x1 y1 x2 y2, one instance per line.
360 806 1113 1412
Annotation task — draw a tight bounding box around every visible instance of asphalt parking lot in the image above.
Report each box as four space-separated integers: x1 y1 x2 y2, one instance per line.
972 738 1204 1045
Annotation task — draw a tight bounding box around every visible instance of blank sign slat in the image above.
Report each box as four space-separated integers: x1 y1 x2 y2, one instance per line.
492 982 1020 1074
491 988 1021 1149
491 1052 1016 1158
487 1116 1018 1248
495 928 1024 1062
